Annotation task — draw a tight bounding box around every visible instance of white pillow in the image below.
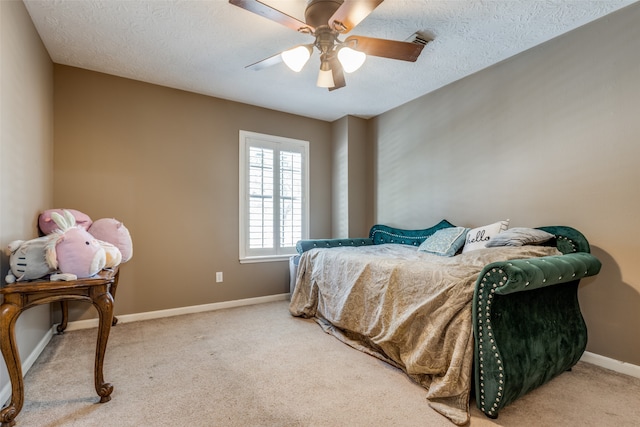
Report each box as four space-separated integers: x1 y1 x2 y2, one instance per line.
462 220 510 253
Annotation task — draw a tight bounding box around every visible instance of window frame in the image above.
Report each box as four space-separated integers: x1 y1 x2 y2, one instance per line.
239 130 309 263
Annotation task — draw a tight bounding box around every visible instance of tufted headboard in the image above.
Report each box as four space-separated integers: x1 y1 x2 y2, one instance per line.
369 219 455 246
295 219 457 254
296 221 591 255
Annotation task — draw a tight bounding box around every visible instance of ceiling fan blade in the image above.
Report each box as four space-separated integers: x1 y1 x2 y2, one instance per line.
245 52 283 71
229 0 313 33
329 0 384 33
345 35 424 62
328 56 346 91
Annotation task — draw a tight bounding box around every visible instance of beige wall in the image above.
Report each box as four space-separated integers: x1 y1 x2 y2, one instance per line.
331 117 349 237
53 65 333 320
372 3 640 365
331 116 372 238
0 0 54 392
346 116 372 238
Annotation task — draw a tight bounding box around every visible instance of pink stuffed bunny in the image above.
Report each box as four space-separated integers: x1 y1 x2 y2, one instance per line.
45 210 106 279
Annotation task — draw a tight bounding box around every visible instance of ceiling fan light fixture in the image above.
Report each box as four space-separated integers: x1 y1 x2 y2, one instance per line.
281 45 313 72
317 69 335 88
230 0 427 90
337 46 366 73
317 60 335 88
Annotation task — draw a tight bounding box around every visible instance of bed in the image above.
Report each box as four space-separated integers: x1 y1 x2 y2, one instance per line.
288 220 601 425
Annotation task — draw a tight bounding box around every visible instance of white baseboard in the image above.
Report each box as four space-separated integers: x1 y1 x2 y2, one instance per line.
57 293 291 332
1 328 54 406
580 351 640 379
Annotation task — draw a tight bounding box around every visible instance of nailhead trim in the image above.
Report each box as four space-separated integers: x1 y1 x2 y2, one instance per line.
370 230 431 246
477 268 506 417
557 235 578 252
310 240 370 249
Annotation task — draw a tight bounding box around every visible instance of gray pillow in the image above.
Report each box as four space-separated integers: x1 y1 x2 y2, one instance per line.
485 227 555 247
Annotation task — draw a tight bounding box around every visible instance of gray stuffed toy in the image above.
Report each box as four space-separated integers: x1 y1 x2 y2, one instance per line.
5 235 57 283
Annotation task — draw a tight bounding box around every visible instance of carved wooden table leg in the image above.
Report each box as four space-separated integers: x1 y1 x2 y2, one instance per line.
109 270 120 326
0 300 25 427
90 285 114 403
57 301 69 334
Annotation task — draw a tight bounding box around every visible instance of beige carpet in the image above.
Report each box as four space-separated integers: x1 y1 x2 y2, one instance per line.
7 300 640 426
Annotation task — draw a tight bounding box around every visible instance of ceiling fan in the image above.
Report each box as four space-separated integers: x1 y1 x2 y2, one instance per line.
228 0 428 91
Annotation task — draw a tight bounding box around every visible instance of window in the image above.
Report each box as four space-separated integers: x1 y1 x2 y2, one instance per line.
239 131 309 262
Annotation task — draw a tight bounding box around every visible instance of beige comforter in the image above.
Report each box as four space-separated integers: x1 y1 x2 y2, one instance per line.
289 243 561 425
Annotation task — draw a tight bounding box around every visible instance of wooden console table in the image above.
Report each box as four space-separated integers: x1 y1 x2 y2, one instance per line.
0 268 118 427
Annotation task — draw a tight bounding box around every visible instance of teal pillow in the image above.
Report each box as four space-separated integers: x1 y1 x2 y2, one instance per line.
418 227 469 257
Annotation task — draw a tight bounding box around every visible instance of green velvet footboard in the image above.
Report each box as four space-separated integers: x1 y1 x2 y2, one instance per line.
472 227 601 418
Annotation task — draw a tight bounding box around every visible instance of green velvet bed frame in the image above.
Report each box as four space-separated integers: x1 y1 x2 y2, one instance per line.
294 220 602 419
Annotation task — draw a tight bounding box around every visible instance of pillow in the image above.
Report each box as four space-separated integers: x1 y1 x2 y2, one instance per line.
418 227 469 257
462 220 510 253
485 227 555 247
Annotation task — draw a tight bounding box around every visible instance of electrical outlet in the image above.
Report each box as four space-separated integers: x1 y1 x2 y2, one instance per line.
216 272 223 283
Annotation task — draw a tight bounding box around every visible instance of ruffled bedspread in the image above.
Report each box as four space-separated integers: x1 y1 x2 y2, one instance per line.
289 244 561 425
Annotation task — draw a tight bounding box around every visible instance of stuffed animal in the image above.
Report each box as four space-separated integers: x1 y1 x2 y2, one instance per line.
38 208 132 265
5 210 107 283
5 236 57 283
46 210 107 278
88 218 133 263
96 239 122 269
38 208 93 234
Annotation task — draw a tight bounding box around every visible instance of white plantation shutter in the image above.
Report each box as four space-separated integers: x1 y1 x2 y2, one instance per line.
240 131 309 261
279 150 303 248
248 146 274 250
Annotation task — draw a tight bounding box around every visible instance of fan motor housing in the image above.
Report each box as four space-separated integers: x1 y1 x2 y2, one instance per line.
305 0 343 28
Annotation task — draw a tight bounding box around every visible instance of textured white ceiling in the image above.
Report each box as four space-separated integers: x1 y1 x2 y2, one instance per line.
23 0 637 122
